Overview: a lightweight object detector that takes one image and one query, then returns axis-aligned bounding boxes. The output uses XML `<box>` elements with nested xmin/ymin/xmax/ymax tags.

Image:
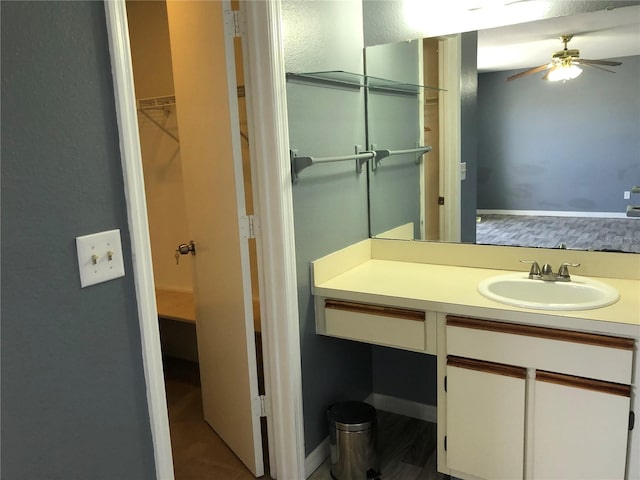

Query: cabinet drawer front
<box><xmin>325</xmin><ymin>300</ymin><xmax>426</xmax><ymax>351</ymax></box>
<box><xmin>446</xmin><ymin>316</ymin><xmax>633</xmax><ymax>384</ymax></box>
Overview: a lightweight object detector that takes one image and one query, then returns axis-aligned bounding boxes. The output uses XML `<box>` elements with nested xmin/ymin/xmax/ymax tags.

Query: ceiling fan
<box><xmin>506</xmin><ymin>34</ymin><xmax>623</xmax><ymax>82</ymax></box>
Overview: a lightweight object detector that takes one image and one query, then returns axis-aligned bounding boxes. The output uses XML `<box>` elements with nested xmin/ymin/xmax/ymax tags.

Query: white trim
<box><xmin>440</xmin><ymin>35</ymin><xmax>461</xmax><ymax>243</ymax></box>
<box><xmin>221</xmin><ymin>1</ymin><xmax>265</xmax><ymax>474</ymax></box>
<box><xmin>305</xmin><ymin>437</ymin><xmax>330</xmax><ymax>478</ymax></box>
<box><xmin>370</xmin><ymin>393</ymin><xmax>438</xmax><ymax>424</ymax></box>
<box><xmin>418</xmin><ymin>40</ymin><xmax>426</xmax><ymax>241</ymax></box>
<box><xmin>106</xmin><ymin>1</ymin><xmax>307</xmax><ymax>478</ymax></box>
<box><xmin>103</xmin><ymin>3</ymin><xmax>174</xmax><ymax>480</ymax></box>
<box><xmin>477</xmin><ymin>209</ymin><xmax>629</xmax><ymax>219</ymax></box>
<box><xmin>243</xmin><ymin>1</ymin><xmax>307</xmax><ymax>479</ymax></box>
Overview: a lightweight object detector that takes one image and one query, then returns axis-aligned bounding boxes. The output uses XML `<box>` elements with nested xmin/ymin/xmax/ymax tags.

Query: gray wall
<box><xmin>460</xmin><ymin>32</ymin><xmax>479</xmax><ymax>243</ymax></box>
<box><xmin>372</xmin><ymin>348</ymin><xmax>437</xmax><ymax>405</ymax></box>
<box><xmin>1</xmin><ymin>2</ymin><xmax>156</xmax><ymax>479</ymax></box>
<box><xmin>283</xmin><ymin>0</ymin><xmax>374</xmax><ymax>455</ymax></box>
<box><xmin>477</xmin><ymin>55</ymin><xmax>640</xmax><ymax>214</ymax></box>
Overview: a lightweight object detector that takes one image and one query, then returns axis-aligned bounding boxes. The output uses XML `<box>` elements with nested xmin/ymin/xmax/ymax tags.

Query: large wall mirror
<box><xmin>364</xmin><ymin>2</ymin><xmax>640</xmax><ymax>253</ymax></box>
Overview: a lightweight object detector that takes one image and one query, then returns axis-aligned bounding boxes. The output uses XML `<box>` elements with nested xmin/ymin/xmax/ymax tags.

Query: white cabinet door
<box><xmin>532</xmin><ymin>372</ymin><xmax>631</xmax><ymax>480</ymax></box>
<box><xmin>447</xmin><ymin>357</ymin><xmax>527</xmax><ymax>480</ymax></box>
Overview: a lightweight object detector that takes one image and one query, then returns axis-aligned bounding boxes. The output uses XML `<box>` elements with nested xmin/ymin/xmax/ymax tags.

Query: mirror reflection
<box><xmin>365</xmin><ymin>5</ymin><xmax>640</xmax><ymax>253</ymax></box>
<box><xmin>366</xmin><ymin>40</ymin><xmax>425</xmax><ymax>240</ymax></box>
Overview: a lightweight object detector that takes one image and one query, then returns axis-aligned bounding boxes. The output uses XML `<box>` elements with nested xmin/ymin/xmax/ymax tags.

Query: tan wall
<box><xmin>127</xmin><ymin>0</ymin><xmax>194</xmax><ymax>293</ymax></box>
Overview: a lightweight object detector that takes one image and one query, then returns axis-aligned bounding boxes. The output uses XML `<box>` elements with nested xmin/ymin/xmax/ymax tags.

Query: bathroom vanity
<box><xmin>311</xmin><ymin>239</ymin><xmax>640</xmax><ymax>480</ymax></box>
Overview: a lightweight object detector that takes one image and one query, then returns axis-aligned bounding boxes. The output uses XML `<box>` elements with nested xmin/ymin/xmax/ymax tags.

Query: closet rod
<box><xmin>373</xmin><ymin>145</ymin><xmax>431</xmax><ymax>170</ymax></box>
<box><xmin>290</xmin><ymin>148</ymin><xmax>375</xmax><ymax>182</ymax></box>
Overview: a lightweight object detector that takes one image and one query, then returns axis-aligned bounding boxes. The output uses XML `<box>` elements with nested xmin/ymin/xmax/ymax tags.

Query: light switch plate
<box><xmin>76</xmin><ymin>229</ymin><xmax>125</xmax><ymax>288</ymax></box>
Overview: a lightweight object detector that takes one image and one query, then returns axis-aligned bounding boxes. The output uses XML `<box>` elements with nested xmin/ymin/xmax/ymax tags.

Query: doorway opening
<box><xmin>125</xmin><ymin>1</ymin><xmax>268</xmax><ymax>478</ymax></box>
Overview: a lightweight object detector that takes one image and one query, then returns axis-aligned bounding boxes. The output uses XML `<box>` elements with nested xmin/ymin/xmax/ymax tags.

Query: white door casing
<box><xmin>104</xmin><ymin>1</ymin><xmax>174</xmax><ymax>478</ymax></box>
<box><xmin>241</xmin><ymin>1</ymin><xmax>307</xmax><ymax>478</ymax></box>
<box><xmin>104</xmin><ymin>0</ymin><xmax>306</xmax><ymax>479</ymax></box>
<box><xmin>439</xmin><ymin>35</ymin><xmax>462</xmax><ymax>243</ymax></box>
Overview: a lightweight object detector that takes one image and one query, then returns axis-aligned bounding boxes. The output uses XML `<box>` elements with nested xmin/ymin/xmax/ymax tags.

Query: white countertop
<box><xmin>313</xmin><ymin>259</ymin><xmax>640</xmax><ymax>337</ymax></box>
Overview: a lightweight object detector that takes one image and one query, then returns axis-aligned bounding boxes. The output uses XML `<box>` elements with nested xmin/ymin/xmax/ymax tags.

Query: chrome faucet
<box><xmin>556</xmin><ymin>262</ymin><xmax>581</xmax><ymax>281</ymax></box>
<box><xmin>540</xmin><ymin>263</ymin><xmax>555</xmax><ymax>280</ymax></box>
<box><xmin>520</xmin><ymin>260</ymin><xmax>580</xmax><ymax>282</ymax></box>
<box><xmin>520</xmin><ymin>260</ymin><xmax>541</xmax><ymax>279</ymax></box>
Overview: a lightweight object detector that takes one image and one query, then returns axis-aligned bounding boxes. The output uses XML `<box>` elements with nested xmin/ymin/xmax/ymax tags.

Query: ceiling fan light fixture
<box><xmin>546</xmin><ymin>63</ymin><xmax>583</xmax><ymax>82</ymax></box>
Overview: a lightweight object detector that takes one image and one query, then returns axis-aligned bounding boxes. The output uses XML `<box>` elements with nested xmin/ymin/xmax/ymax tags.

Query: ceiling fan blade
<box><xmin>506</xmin><ymin>63</ymin><xmax>552</xmax><ymax>82</ymax></box>
<box><xmin>576</xmin><ymin>58</ymin><xmax>622</xmax><ymax>67</ymax></box>
<box><xmin>541</xmin><ymin>65</ymin><xmax>559</xmax><ymax>81</ymax></box>
<box><xmin>577</xmin><ymin>61</ymin><xmax>617</xmax><ymax>74</ymax></box>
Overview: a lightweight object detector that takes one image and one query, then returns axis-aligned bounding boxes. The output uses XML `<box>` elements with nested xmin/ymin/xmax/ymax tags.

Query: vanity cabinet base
<box><xmin>444</xmin><ymin>316</ymin><xmax>633</xmax><ymax>480</ymax></box>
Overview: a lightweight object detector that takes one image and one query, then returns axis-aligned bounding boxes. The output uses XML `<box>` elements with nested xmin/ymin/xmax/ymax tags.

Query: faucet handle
<box><xmin>557</xmin><ymin>262</ymin><xmax>580</xmax><ymax>280</ymax></box>
<box><xmin>520</xmin><ymin>259</ymin><xmax>541</xmax><ymax>278</ymax></box>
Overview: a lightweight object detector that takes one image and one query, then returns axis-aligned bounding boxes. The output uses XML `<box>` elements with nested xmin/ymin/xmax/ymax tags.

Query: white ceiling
<box><xmin>477</xmin><ymin>4</ymin><xmax>640</xmax><ymax>72</ymax></box>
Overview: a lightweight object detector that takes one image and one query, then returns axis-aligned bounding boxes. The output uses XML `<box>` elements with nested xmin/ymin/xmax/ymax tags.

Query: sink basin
<box><xmin>478</xmin><ymin>273</ymin><xmax>619</xmax><ymax>311</ymax></box>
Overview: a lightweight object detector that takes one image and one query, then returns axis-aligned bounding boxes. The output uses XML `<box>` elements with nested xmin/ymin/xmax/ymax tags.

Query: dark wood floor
<box><xmin>165</xmin><ymin>357</ymin><xmax>444</xmax><ymax>480</ymax></box>
<box><xmin>476</xmin><ymin>214</ymin><xmax>640</xmax><ymax>252</ymax></box>
<box><xmin>163</xmin><ymin>356</ymin><xmax>273</xmax><ymax>480</ymax></box>
<box><xmin>309</xmin><ymin>410</ymin><xmax>446</xmax><ymax>480</ymax></box>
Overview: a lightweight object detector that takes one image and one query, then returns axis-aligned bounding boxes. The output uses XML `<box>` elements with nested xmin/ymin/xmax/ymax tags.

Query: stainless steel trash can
<box><xmin>328</xmin><ymin>401</ymin><xmax>380</xmax><ymax>480</ymax></box>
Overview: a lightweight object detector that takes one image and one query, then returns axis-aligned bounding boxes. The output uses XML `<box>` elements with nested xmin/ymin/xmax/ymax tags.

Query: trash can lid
<box><xmin>328</xmin><ymin>401</ymin><xmax>377</xmax><ymax>432</ymax></box>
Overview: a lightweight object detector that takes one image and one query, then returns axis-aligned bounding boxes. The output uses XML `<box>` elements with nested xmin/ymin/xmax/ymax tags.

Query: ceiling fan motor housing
<box><xmin>553</xmin><ymin>48</ymin><xmax>580</xmax><ymax>60</ymax></box>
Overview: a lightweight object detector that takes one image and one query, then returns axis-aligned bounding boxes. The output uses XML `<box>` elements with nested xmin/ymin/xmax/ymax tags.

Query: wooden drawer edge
<box><xmin>326</xmin><ymin>299</ymin><xmax>425</xmax><ymax>322</ymax></box>
<box><xmin>536</xmin><ymin>370</ymin><xmax>631</xmax><ymax>397</ymax></box>
<box><xmin>446</xmin><ymin>315</ymin><xmax>634</xmax><ymax>350</ymax></box>
<box><xmin>448</xmin><ymin>355</ymin><xmax>527</xmax><ymax>379</ymax></box>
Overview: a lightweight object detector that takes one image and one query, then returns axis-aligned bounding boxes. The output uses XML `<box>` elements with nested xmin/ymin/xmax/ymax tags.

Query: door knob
<box><xmin>175</xmin><ymin>241</ymin><xmax>196</xmax><ymax>265</ymax></box>
<box><xmin>177</xmin><ymin>240</ymin><xmax>196</xmax><ymax>256</ymax></box>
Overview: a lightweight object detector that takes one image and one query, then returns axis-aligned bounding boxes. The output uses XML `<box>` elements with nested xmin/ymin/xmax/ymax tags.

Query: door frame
<box><xmin>104</xmin><ymin>1</ymin><xmax>306</xmax><ymax>479</ymax></box>
<box><xmin>439</xmin><ymin>34</ymin><xmax>462</xmax><ymax>243</ymax></box>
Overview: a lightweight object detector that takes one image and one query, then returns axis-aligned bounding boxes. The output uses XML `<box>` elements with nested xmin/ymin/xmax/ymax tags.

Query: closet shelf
<box><xmin>137</xmin><ymin>95</ymin><xmax>176</xmax><ymax>110</ymax></box>
<box><xmin>156</xmin><ymin>289</ymin><xmax>195</xmax><ymax>323</ymax></box>
<box><xmin>137</xmin><ymin>95</ymin><xmax>179</xmax><ymax>143</ymax></box>
<box><xmin>286</xmin><ymin>70</ymin><xmax>444</xmax><ymax>94</ymax></box>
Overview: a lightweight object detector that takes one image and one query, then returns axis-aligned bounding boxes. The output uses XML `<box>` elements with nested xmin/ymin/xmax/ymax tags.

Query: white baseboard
<box><xmin>369</xmin><ymin>393</ymin><xmax>437</xmax><ymax>423</ymax></box>
<box><xmin>305</xmin><ymin>436</ymin><xmax>330</xmax><ymax>479</ymax></box>
<box><xmin>477</xmin><ymin>209</ymin><xmax>628</xmax><ymax>219</ymax></box>
<box><xmin>304</xmin><ymin>394</ymin><xmax>437</xmax><ymax>478</ymax></box>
